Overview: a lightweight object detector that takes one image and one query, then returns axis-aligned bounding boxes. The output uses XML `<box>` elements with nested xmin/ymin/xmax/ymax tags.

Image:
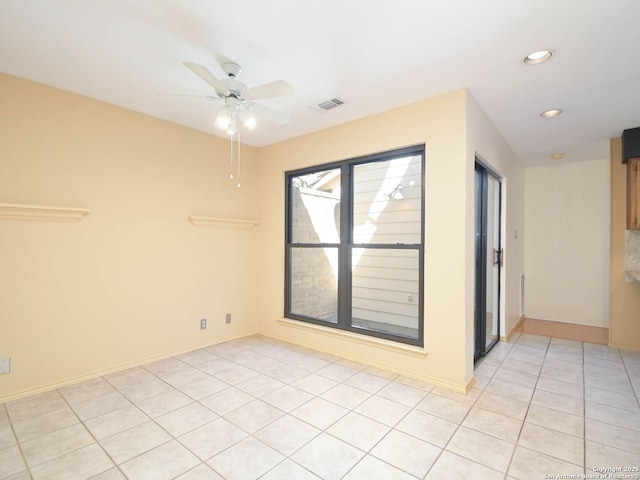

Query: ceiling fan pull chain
<box><xmin>229</xmin><ymin>135</ymin><xmax>233</xmax><ymax>179</ymax></box>
<box><xmin>237</xmin><ymin>129</ymin><xmax>241</xmax><ymax>188</ymax></box>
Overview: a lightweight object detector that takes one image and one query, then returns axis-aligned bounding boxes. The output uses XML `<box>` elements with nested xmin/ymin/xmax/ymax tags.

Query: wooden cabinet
<box><xmin>629</xmin><ymin>157</ymin><xmax>640</xmax><ymax>230</ymax></box>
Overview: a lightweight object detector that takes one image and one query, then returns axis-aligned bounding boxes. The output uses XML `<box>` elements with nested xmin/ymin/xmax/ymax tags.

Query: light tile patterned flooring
<box><xmin>1</xmin><ymin>332</ymin><xmax>640</xmax><ymax>480</ymax></box>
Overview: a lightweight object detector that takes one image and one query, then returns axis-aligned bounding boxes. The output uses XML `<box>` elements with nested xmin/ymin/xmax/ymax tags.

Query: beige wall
<box><xmin>0</xmin><ymin>74</ymin><xmax>260</xmax><ymax>401</ymax></box>
<box><xmin>610</xmin><ymin>138</ymin><xmax>640</xmax><ymax>349</ymax></box>
<box><xmin>0</xmin><ymin>75</ymin><xmax>524</xmax><ymax>399</ymax></box>
<box><xmin>465</xmin><ymin>94</ymin><xmax>524</xmax><ymax>378</ymax></box>
<box><xmin>257</xmin><ymin>89</ymin><xmax>523</xmax><ymax>390</ymax></box>
<box><xmin>524</xmin><ymin>159</ymin><xmax>610</xmax><ymax>327</ymax></box>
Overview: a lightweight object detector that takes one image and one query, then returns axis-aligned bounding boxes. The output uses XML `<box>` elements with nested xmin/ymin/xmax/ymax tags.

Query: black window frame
<box><xmin>285</xmin><ymin>144</ymin><xmax>425</xmax><ymax>346</ymax></box>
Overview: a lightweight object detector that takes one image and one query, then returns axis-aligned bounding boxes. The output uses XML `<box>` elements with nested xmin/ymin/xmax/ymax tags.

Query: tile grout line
<box><xmin>115</xmin><ymin>343</ymin><xmax>287</xmax><ymax>478</ymax></box>
<box><xmin>333</xmin><ymin>379</ymin><xmax>430</xmax><ymax>480</ymax></box>
<box><xmin>620</xmin><ymin>351</ymin><xmax>640</xmax><ymax>411</ymax></box>
<box><xmin>3</xmin><ymin>402</ymin><xmax>33</xmax><ymax>480</ymax></box>
<box><xmin>281</xmin><ymin>365</ymin><xmax>397</xmax><ymax>480</ymax></box>
<box><xmin>427</xmin><ymin>333</ymin><xmax>521</xmax><ymax>480</ymax></box>
<box><xmin>231</xmin><ymin>387</ymin><xmax>354</xmax><ymax>479</ymax></box>
<box><xmin>9</xmin><ymin>397</ymin><xmax>87</xmax><ymax>479</ymax></box>
<box><xmin>80</xmin><ymin>356</ymin><xmax>240</xmax><ymax>478</ymax></box>
<box><xmin>5</xmin><ymin>354</ymin><xmax>425</xmax><ymax>480</ymax></box>
<box><xmin>239</xmin><ymin>343</ymin><xmax>446</xmax><ymax>480</ymax></box>
<box><xmin>5</xmin><ymin>384</ymin><xmax>126</xmax><ymax>479</ymax></box>
<box><xmin>99</xmin><ymin>365</ymin><xmax>209</xmax><ymax>476</ymax></box>
<box><xmin>583</xmin><ymin>347</ymin><xmax>640</xmax><ymax>451</ymax></box>
<box><xmin>502</xmin><ymin>333</ymin><xmax>549</xmax><ymax>480</ymax></box>
<box><xmin>582</xmin><ymin>341</ymin><xmax>587</xmax><ymax>476</ymax></box>
<box><xmin>252</xmin><ymin>338</ymin><xmax>390</xmax><ymax>478</ymax></box>
<box><xmin>169</xmin><ymin>351</ymin><xmax>293</xmax><ymax>479</ymax></box>
<box><xmin>503</xmin><ymin>338</ymin><xmax>595</xmax><ymax>475</ymax></box>
<box><xmin>178</xmin><ymin>342</ymin><xmax>360</xmax><ymax>480</ymax></box>
<box><xmin>57</xmin><ymin>384</ymin><xmax>132</xmax><ymax>480</ymax></box>
<box><xmin>215</xmin><ymin>344</ymin><xmax>384</xmax><ymax>480</ymax></box>
<box><xmin>6</xmin><ymin>335</ymin><xmax>638</xmax><ymax>480</ymax></box>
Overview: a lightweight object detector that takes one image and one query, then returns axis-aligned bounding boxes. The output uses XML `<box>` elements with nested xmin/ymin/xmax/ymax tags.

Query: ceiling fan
<box><xmin>183</xmin><ymin>61</ymin><xmax>293</xmax><ymax>135</ymax></box>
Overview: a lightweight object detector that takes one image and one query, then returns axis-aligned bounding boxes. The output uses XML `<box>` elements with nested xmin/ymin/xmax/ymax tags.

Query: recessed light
<box><xmin>524</xmin><ymin>50</ymin><xmax>553</xmax><ymax>65</ymax></box>
<box><xmin>551</xmin><ymin>153</ymin><xmax>565</xmax><ymax>160</ymax></box>
<box><xmin>541</xmin><ymin>109</ymin><xmax>562</xmax><ymax>118</ymax></box>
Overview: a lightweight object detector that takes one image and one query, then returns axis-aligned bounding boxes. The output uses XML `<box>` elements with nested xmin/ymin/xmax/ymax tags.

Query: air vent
<box><xmin>312</xmin><ymin>97</ymin><xmax>345</xmax><ymax>112</ymax></box>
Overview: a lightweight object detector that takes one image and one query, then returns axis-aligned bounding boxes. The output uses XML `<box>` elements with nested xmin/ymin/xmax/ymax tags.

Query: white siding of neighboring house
<box><xmin>351</xmin><ymin>155</ymin><xmax>422</xmax><ymax>333</ymax></box>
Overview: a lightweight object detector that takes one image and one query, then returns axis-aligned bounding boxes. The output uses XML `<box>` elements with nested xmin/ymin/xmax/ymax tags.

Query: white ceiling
<box><xmin>1</xmin><ymin>0</ymin><xmax>639</xmax><ymax>166</ymax></box>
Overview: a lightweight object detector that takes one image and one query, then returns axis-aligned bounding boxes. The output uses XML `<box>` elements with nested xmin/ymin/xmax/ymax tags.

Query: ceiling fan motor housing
<box><xmin>222</xmin><ymin>62</ymin><xmax>242</xmax><ymax>78</ymax></box>
<box><xmin>183</xmin><ymin>60</ymin><xmax>292</xmax><ymax>126</ymax></box>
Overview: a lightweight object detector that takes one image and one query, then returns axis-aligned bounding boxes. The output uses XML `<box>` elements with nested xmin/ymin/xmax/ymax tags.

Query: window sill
<box><xmin>278</xmin><ymin>317</ymin><xmax>428</xmax><ymax>358</ymax></box>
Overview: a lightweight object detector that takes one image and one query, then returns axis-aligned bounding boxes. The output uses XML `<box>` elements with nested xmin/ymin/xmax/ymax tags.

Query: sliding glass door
<box><xmin>475</xmin><ymin>161</ymin><xmax>502</xmax><ymax>362</ymax></box>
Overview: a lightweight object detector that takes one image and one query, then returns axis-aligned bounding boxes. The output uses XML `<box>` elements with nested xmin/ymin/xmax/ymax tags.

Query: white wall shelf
<box><xmin>188</xmin><ymin>216</ymin><xmax>258</xmax><ymax>230</ymax></box>
<box><xmin>0</xmin><ymin>203</ymin><xmax>90</xmax><ymax>222</ymax></box>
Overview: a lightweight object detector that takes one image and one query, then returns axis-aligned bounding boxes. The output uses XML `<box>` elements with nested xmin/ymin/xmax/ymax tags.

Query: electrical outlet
<box><xmin>225</xmin><ymin>313</ymin><xmax>231</xmax><ymax>324</ymax></box>
<box><xmin>0</xmin><ymin>358</ymin><xmax>10</xmax><ymax>375</ymax></box>
<box><xmin>200</xmin><ymin>319</ymin><xmax>207</xmax><ymax>330</ymax></box>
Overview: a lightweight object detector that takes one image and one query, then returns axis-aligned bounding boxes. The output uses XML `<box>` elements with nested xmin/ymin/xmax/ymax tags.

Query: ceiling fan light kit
<box><xmin>242</xmin><ymin>115</ymin><xmax>257</xmax><ymax>130</ymax></box>
<box><xmin>183</xmin><ymin>60</ymin><xmax>293</xmax><ymax>187</ymax></box>
<box><xmin>215</xmin><ymin>106</ymin><xmax>232</xmax><ymax>130</ymax></box>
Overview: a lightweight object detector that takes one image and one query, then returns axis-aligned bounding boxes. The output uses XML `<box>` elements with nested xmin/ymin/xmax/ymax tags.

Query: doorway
<box><xmin>475</xmin><ymin>160</ymin><xmax>502</xmax><ymax>362</ymax></box>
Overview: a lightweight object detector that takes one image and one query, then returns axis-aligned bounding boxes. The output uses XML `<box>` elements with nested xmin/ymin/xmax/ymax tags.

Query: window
<box><xmin>285</xmin><ymin>145</ymin><xmax>424</xmax><ymax>345</ymax></box>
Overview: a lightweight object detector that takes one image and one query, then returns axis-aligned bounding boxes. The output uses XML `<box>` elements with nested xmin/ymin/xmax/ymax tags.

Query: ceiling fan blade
<box><xmin>245</xmin><ymin>102</ymin><xmax>290</xmax><ymax>125</ymax></box>
<box><xmin>183</xmin><ymin>62</ymin><xmax>229</xmax><ymax>97</ymax></box>
<box><xmin>247</xmin><ymin>80</ymin><xmax>293</xmax><ymax>100</ymax></box>
<box><xmin>156</xmin><ymin>93</ymin><xmax>220</xmax><ymax>101</ymax></box>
